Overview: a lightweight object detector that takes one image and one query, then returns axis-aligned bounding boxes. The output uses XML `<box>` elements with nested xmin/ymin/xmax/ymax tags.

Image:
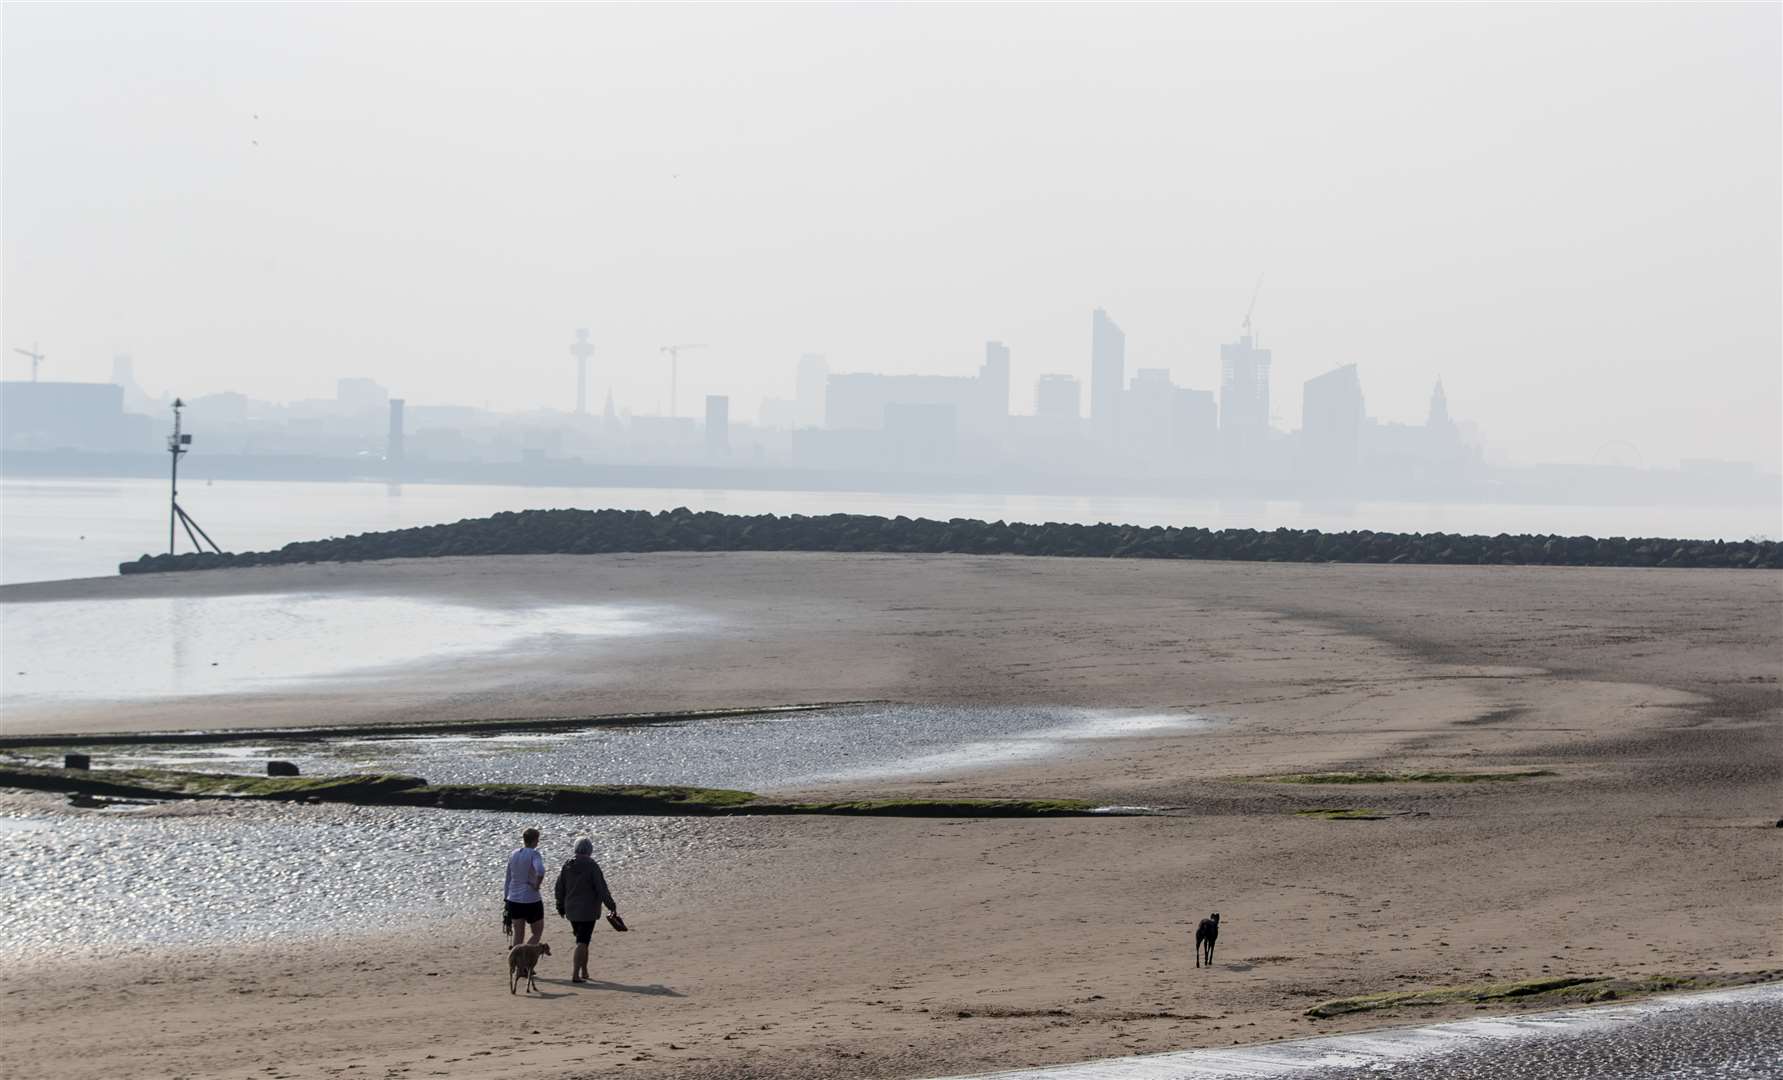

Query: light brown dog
<box><xmin>508</xmin><ymin>942</ymin><xmax>551</xmax><ymax>994</ymax></box>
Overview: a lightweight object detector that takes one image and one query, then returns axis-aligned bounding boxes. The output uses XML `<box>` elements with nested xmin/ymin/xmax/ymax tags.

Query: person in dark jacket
<box><xmin>552</xmin><ymin>837</ymin><xmax>619</xmax><ymax>983</ymax></box>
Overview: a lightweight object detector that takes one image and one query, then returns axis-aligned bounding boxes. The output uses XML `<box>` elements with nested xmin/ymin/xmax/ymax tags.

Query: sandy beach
<box><xmin>1</xmin><ymin>553</ymin><xmax>1778</xmax><ymax>1080</ymax></box>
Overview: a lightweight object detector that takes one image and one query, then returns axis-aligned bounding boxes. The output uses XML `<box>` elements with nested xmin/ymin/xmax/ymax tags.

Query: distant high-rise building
<box><xmin>1423</xmin><ymin>378</ymin><xmax>1466</xmax><ymax>469</ymax></box>
<box><xmin>387</xmin><ymin>398</ymin><xmax>406</xmax><ymax>466</ymax></box>
<box><xmin>824</xmin><ymin>344</ymin><xmax>1011</xmax><ymax>434</ymax></box>
<box><xmin>981</xmin><ymin>340</ymin><xmax>1011</xmax><ymax>425</ymax></box>
<box><xmin>1173</xmin><ymin>388</ymin><xmax>1218</xmax><ymax>470</ymax></box>
<box><xmin>1035</xmin><ymin>374</ymin><xmax>1081</xmax><ymax>420</ymax></box>
<box><xmin>1123</xmin><ymin>369</ymin><xmax>1218</xmax><ymax>471</ymax></box>
<box><xmin>796</xmin><ymin>354</ymin><xmax>829</xmax><ymax>428</ymax></box>
<box><xmin>826</xmin><ymin>372</ymin><xmax>985</xmax><ymax>431</ymax></box>
<box><xmin>110</xmin><ymin>354</ymin><xmax>154</xmax><ymax>413</ymax></box>
<box><xmin>1090</xmin><ymin>308</ymin><xmax>1125</xmax><ymax>444</ymax></box>
<box><xmin>1301</xmin><ymin>364</ymin><xmax>1364</xmax><ymax>482</ymax></box>
<box><xmin>1123</xmin><ymin>368</ymin><xmax>1177</xmax><ymax>460</ymax></box>
<box><xmin>0</xmin><ymin>380</ymin><xmax>147</xmax><ymax>451</ymax></box>
<box><xmin>1361</xmin><ymin>378</ymin><xmax>1472</xmax><ymax>485</ymax></box>
<box><xmin>705</xmin><ymin>394</ymin><xmax>730</xmax><ymax>457</ymax></box>
<box><xmin>1219</xmin><ymin>333</ymin><xmax>1272</xmax><ymax>466</ymax></box>
<box><xmin>883</xmin><ymin>402</ymin><xmax>958</xmax><ymax>469</ymax></box>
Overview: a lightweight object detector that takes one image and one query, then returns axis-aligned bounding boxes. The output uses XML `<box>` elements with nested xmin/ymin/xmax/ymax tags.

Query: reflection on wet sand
<box><xmin>0</xmin><ymin>704</ymin><xmax>1202</xmax><ymax>955</ymax></box>
<box><xmin>0</xmin><ymin>798</ymin><xmax>758</xmax><ymax>956</ymax></box>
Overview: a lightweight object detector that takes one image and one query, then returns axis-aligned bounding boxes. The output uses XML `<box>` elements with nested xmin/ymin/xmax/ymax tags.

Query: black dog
<box><xmin>1194</xmin><ymin>912</ymin><xmax>1220</xmax><ymax>968</ymax></box>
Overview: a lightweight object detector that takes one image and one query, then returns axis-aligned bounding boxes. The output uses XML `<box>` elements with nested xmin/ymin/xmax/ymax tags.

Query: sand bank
<box><xmin>0</xmin><ymin>554</ymin><xmax>1777</xmax><ymax>1080</ymax></box>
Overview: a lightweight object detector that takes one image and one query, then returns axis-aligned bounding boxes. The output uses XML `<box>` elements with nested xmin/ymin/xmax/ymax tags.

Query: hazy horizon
<box><xmin>4</xmin><ymin>3</ymin><xmax>1779</xmax><ymax>470</ymax></box>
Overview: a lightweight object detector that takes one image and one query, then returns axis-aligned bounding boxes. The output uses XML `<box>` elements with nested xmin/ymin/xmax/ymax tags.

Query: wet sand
<box><xmin>1</xmin><ymin>553</ymin><xmax>1779</xmax><ymax>1080</ymax></box>
<box><xmin>933</xmin><ymin>984</ymin><xmax>1783</xmax><ymax>1079</ymax></box>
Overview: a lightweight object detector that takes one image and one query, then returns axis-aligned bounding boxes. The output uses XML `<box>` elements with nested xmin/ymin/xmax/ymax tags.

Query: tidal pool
<box><xmin>12</xmin><ymin>704</ymin><xmax>1206</xmax><ymax>792</ymax></box>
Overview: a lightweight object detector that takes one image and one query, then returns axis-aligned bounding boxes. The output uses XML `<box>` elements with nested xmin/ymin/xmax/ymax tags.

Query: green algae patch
<box><xmin>0</xmin><ymin>764</ymin><xmax>746</xmax><ymax>813</ymax></box>
<box><xmin>1294</xmin><ymin>807</ymin><xmax>1395</xmax><ymax>820</ymax></box>
<box><xmin>0</xmin><ymin>764</ymin><xmax>1097</xmax><ymax>818</ymax></box>
<box><xmin>758</xmin><ymin>797</ymin><xmax>1097</xmax><ymax>818</ymax></box>
<box><xmin>153</xmin><ymin>771</ymin><xmax>429</xmax><ymax>800</ymax></box>
<box><xmin>1307</xmin><ymin>976</ymin><xmax>1606</xmax><ymax>1018</ymax></box>
<box><xmin>0</xmin><ymin>763</ymin><xmax>428</xmax><ymax>802</ymax></box>
<box><xmin>412</xmin><ymin>782</ymin><xmax>760</xmax><ymax>815</ymax></box>
<box><xmin>416</xmin><ymin>789</ymin><xmax>1097</xmax><ymax>818</ymax></box>
<box><xmin>1304</xmin><ymin>970</ymin><xmax>1783</xmax><ymax>1019</ymax></box>
<box><xmin>1252</xmin><ymin>770</ymin><xmax>1556</xmax><ymax>785</ymax></box>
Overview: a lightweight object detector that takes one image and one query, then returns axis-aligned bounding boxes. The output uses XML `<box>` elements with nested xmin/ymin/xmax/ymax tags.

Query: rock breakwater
<box><xmin>119</xmin><ymin>507</ymin><xmax>1782</xmax><ymax>574</ymax></box>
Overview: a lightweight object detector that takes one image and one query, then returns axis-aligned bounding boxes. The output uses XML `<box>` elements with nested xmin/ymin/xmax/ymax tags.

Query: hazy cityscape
<box><xmin>2</xmin><ymin>4</ymin><xmax>1780</xmax><ymax>1080</ymax></box>
<box><xmin>3</xmin><ymin>307</ymin><xmax>1775</xmax><ymax>512</ymax></box>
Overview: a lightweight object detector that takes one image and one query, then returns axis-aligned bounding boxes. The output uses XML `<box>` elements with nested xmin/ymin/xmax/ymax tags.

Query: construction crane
<box><xmin>659</xmin><ymin>343</ymin><xmax>707</xmax><ymax>417</ymax></box>
<box><xmin>1240</xmin><ymin>275</ymin><xmax>1264</xmax><ymax>340</ymax></box>
<box><xmin>12</xmin><ymin>342</ymin><xmax>45</xmax><ymax>382</ymax></box>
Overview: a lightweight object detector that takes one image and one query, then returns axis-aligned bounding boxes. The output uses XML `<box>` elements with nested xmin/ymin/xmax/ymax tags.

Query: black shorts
<box><xmin>571</xmin><ymin>920</ymin><xmax>597</xmax><ymax>944</ymax></box>
<box><xmin>506</xmin><ymin>899</ymin><xmax>545</xmax><ymax>924</ymax></box>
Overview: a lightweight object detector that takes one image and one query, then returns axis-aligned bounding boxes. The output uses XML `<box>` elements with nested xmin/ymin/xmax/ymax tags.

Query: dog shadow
<box><xmin>1221</xmin><ymin>962</ymin><xmax>1255</xmax><ymax>972</ymax></box>
<box><xmin>533</xmin><ymin>977</ymin><xmax>684</xmax><ymax>998</ymax></box>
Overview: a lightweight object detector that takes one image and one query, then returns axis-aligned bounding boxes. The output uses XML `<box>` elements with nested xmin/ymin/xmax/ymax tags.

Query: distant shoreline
<box><xmin>6</xmin><ymin>447</ymin><xmax>1778</xmax><ymax>509</ymax></box>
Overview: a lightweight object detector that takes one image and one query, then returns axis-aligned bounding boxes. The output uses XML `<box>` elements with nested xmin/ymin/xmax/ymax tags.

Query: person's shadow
<box><xmin>538</xmin><ymin>978</ymin><xmax>685</xmax><ymax>998</ymax></box>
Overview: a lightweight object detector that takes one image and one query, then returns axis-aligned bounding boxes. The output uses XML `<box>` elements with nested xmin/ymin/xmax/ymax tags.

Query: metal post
<box><xmin>162</xmin><ymin>398</ymin><xmax>219</xmax><ymax>557</ymax></box>
<box><xmin>169</xmin><ymin>403</ymin><xmax>181</xmax><ymax>556</ymax></box>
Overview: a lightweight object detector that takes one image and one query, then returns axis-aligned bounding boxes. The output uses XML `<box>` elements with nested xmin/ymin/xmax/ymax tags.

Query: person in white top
<box><xmin>503</xmin><ymin>827</ymin><xmax>548</xmax><ymax>948</ymax></box>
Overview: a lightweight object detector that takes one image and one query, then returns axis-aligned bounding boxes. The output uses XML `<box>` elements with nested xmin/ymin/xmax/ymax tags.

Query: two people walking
<box><xmin>503</xmin><ymin>827</ymin><xmax>621</xmax><ymax>983</ymax></box>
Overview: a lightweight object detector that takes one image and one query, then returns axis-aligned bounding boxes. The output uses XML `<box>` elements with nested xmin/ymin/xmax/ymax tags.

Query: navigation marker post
<box><xmin>166</xmin><ymin>399</ymin><xmax>222</xmax><ymax>557</ymax></box>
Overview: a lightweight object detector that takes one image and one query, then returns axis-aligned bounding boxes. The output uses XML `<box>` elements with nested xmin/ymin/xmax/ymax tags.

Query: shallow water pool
<box><xmin>15</xmin><ymin>704</ymin><xmax>1205</xmax><ymax>792</ymax></box>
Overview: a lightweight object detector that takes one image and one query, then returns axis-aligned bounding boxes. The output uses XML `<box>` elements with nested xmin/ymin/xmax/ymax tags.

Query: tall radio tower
<box><xmin>569</xmin><ymin>329</ymin><xmax>594</xmax><ymax>415</ymax></box>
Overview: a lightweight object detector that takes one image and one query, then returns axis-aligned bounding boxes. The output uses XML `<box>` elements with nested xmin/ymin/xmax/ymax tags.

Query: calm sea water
<box><xmin>2</xmin><ymin>476</ymin><xmax>1777</xmax><ymax>586</ymax></box>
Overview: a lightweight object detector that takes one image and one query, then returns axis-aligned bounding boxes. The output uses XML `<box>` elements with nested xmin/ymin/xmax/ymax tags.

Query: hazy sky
<box><xmin>4</xmin><ymin>3</ymin><xmax>1779</xmax><ymax>469</ymax></box>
